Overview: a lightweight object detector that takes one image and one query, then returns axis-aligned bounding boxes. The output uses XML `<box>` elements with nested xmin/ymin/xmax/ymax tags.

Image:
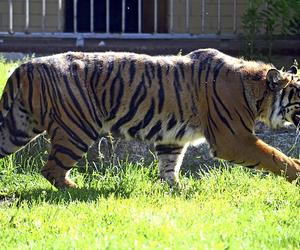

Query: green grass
<box><xmin>0</xmin><ymin>58</ymin><xmax>300</xmax><ymax>250</ymax></box>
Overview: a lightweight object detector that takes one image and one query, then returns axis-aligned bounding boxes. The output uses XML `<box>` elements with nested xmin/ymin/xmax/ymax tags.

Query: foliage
<box><xmin>242</xmin><ymin>0</ymin><xmax>300</xmax><ymax>59</ymax></box>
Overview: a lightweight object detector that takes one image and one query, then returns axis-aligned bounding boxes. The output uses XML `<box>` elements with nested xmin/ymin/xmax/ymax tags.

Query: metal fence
<box><xmin>1</xmin><ymin>0</ymin><xmax>241</xmax><ymax>39</ymax></box>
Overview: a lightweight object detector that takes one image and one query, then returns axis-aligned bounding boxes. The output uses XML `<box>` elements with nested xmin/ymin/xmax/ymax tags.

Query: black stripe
<box><xmin>166</xmin><ymin>64</ymin><xmax>170</xmax><ymax>75</ymax></box>
<box><xmin>81</xmin><ymin>61</ymin><xmax>103</xmax><ymax>126</ymax></box>
<box><xmin>90</xmin><ymin>59</ymin><xmax>104</xmax><ymax>117</ymax></box>
<box><xmin>84</xmin><ymin>60</ymin><xmax>89</xmax><ymax>82</ymax></box>
<box><xmin>204</xmin><ymin>58</ymin><xmax>219</xmax><ymax>134</ymax></box>
<box><xmin>18</xmin><ymin>105</ymin><xmax>28</xmax><ymax>114</ymax></box>
<box><xmin>173</xmin><ymin>67</ymin><xmax>183</xmax><ymax>120</ymax></box>
<box><xmin>205</xmin><ymin>58</ymin><xmax>211</xmax><ymax>82</ymax></box>
<box><xmin>192</xmin><ymin>61</ymin><xmax>201</xmax><ymax>100</ymax></box>
<box><xmin>52</xmin><ymin>111</ymin><xmax>89</xmax><ymax>152</ymax></box>
<box><xmin>109</xmin><ymin>69</ymin><xmax>119</xmax><ymax>108</ymax></box>
<box><xmin>41</xmin><ymin>64</ymin><xmax>62</xmax><ymax>116</ymax></box>
<box><xmin>245</xmin><ymin>162</ymin><xmax>260</xmax><ymax>169</ymax></box>
<box><xmin>157</xmin><ymin>64</ymin><xmax>165</xmax><ymax>113</ymax></box>
<box><xmin>167</xmin><ymin>114</ymin><xmax>177</xmax><ymax>130</ymax></box>
<box><xmin>7</xmin><ymin>78</ymin><xmax>14</xmax><ymax>100</ymax></box>
<box><xmin>175</xmin><ymin>124</ymin><xmax>187</xmax><ymax>139</ymax></box>
<box><xmin>26</xmin><ymin>62</ymin><xmax>34</xmax><ymax>112</ymax></box>
<box><xmin>6</xmin><ymin>112</ymin><xmax>31</xmax><ymax>139</ymax></box>
<box><xmin>0</xmin><ymin>112</ymin><xmax>3</xmax><ymax>123</ymax></box>
<box><xmin>178</xmin><ymin>61</ymin><xmax>185</xmax><ymax>79</ymax></box>
<box><xmin>38</xmin><ymin>69</ymin><xmax>48</xmax><ymax>126</ymax></box>
<box><xmin>148</xmin><ymin>62</ymin><xmax>155</xmax><ymax>79</ymax></box>
<box><xmin>240</xmin><ymin>76</ymin><xmax>255</xmax><ymax>120</ymax></box>
<box><xmin>235</xmin><ymin>109</ymin><xmax>253</xmax><ymax>133</ymax></box>
<box><xmin>48</xmin><ymin>155</ymin><xmax>72</xmax><ymax>170</ymax></box>
<box><xmin>111</xmin><ymin>75</ymin><xmax>147</xmax><ymax>133</ymax></box>
<box><xmin>129</xmin><ymin>60</ymin><xmax>136</xmax><ymax>85</ymax></box>
<box><xmin>101</xmin><ymin>90</ymin><xmax>108</xmax><ymax>116</ymax></box>
<box><xmin>165</xmin><ymin>169</ymin><xmax>175</xmax><ymax>173</ymax></box>
<box><xmin>191</xmin><ymin>61</ymin><xmax>195</xmax><ymax>82</ymax></box>
<box><xmin>145</xmin><ymin>62</ymin><xmax>152</xmax><ymax>87</ymax></box>
<box><xmin>32</xmin><ymin>128</ymin><xmax>44</xmax><ymax>134</ymax></box>
<box><xmin>155</xmin><ymin>144</ymin><xmax>182</xmax><ymax>153</ymax></box>
<box><xmin>107</xmin><ymin>75</ymin><xmax>124</xmax><ymax>120</ymax></box>
<box><xmin>71</xmin><ymin>63</ymin><xmax>99</xmax><ymax>125</ymax></box>
<box><xmin>50</xmin><ymin>126</ymin><xmax>59</xmax><ymax>140</ymax></box>
<box><xmin>145</xmin><ymin>120</ymin><xmax>162</xmax><ymax>140</ymax></box>
<box><xmin>128</xmin><ymin>98</ymin><xmax>155</xmax><ymax>137</ymax></box>
<box><xmin>256</xmin><ymin>89</ymin><xmax>268</xmax><ymax>112</ymax></box>
<box><xmin>47</xmin><ymin>119</ymin><xmax>55</xmax><ymax>134</ymax></box>
<box><xmin>38</xmin><ymin>96</ymin><xmax>45</xmax><ymax>122</ymax></box>
<box><xmin>212</xmin><ymin>98</ymin><xmax>235</xmax><ymax>134</ymax></box>
<box><xmin>205</xmin><ymin>118</ymin><xmax>217</xmax><ymax>146</ymax></box>
<box><xmin>55</xmin><ymin>93</ymin><xmax>98</xmax><ymax>141</ymax></box>
<box><xmin>288</xmin><ymin>88</ymin><xmax>294</xmax><ymax>103</ymax></box>
<box><xmin>15</xmin><ymin>67</ymin><xmax>21</xmax><ymax>89</ymax></box>
<box><xmin>53</xmin><ymin>145</ymin><xmax>82</xmax><ymax>161</ymax></box>
<box><xmin>207</xmin><ymin>111</ymin><xmax>218</xmax><ymax>130</ymax></box>
<box><xmin>212</xmin><ymin>61</ymin><xmax>233</xmax><ymax>120</ymax></box>
<box><xmin>62</xmin><ymin>73</ymin><xmax>98</xmax><ymax>139</ymax></box>
<box><xmin>102</xmin><ymin>60</ymin><xmax>114</xmax><ymax>86</ymax></box>
<box><xmin>9</xmin><ymin>136</ymin><xmax>30</xmax><ymax>147</ymax></box>
<box><xmin>66</xmin><ymin>102</ymin><xmax>99</xmax><ymax>141</ymax></box>
<box><xmin>156</xmin><ymin>151</ymin><xmax>182</xmax><ymax>156</ymax></box>
<box><xmin>3</xmin><ymin>93</ymin><xmax>9</xmax><ymax>110</ymax></box>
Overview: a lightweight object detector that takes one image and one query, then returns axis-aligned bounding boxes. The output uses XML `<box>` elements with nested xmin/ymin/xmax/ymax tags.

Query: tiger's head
<box><xmin>268</xmin><ymin>65</ymin><xmax>300</xmax><ymax>129</ymax></box>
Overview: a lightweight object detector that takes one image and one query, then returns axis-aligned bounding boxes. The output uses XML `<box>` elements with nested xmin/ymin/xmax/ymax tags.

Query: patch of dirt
<box><xmin>85</xmin><ymin>123</ymin><xmax>300</xmax><ymax>173</ymax></box>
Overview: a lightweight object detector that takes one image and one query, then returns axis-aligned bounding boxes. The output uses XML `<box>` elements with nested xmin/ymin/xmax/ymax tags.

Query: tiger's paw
<box><xmin>42</xmin><ymin>172</ymin><xmax>78</xmax><ymax>189</ymax></box>
<box><xmin>54</xmin><ymin>178</ymin><xmax>78</xmax><ymax>189</ymax></box>
<box><xmin>285</xmin><ymin>158</ymin><xmax>300</xmax><ymax>183</ymax></box>
<box><xmin>160</xmin><ymin>172</ymin><xmax>181</xmax><ymax>188</ymax></box>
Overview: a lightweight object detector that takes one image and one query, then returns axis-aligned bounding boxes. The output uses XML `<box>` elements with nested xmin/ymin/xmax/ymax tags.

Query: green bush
<box><xmin>242</xmin><ymin>0</ymin><xmax>300</xmax><ymax>58</ymax></box>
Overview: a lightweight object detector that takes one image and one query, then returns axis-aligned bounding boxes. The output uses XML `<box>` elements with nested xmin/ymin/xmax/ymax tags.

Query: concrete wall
<box><xmin>0</xmin><ymin>0</ymin><xmax>247</xmax><ymax>34</ymax></box>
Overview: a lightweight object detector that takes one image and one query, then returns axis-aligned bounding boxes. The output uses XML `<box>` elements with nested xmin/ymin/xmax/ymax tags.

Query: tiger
<box><xmin>0</xmin><ymin>48</ymin><xmax>300</xmax><ymax>189</ymax></box>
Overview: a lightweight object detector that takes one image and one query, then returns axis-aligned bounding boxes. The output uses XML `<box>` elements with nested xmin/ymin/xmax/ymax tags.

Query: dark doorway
<box><xmin>65</xmin><ymin>0</ymin><xmax>168</xmax><ymax>33</ymax></box>
<box><xmin>65</xmin><ymin>0</ymin><xmax>139</xmax><ymax>33</ymax></box>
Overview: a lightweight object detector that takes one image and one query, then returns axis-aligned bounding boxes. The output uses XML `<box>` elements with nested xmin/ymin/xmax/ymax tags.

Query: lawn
<box><xmin>0</xmin><ymin>58</ymin><xmax>300</xmax><ymax>250</ymax></box>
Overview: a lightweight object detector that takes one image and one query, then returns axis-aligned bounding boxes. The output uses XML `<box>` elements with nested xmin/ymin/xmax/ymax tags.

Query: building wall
<box><xmin>0</xmin><ymin>0</ymin><xmax>247</xmax><ymax>34</ymax></box>
<box><xmin>171</xmin><ymin>0</ymin><xmax>247</xmax><ymax>34</ymax></box>
<box><xmin>0</xmin><ymin>0</ymin><xmax>64</xmax><ymax>33</ymax></box>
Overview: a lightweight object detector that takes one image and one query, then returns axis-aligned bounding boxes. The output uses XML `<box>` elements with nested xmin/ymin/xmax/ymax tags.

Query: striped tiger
<box><xmin>1</xmin><ymin>48</ymin><xmax>300</xmax><ymax>188</ymax></box>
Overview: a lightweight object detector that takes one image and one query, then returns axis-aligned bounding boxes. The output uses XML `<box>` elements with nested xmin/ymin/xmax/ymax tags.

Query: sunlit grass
<box><xmin>0</xmin><ymin>158</ymin><xmax>300</xmax><ymax>250</ymax></box>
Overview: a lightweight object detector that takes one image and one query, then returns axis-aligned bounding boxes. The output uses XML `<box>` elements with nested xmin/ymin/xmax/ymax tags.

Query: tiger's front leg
<box><xmin>155</xmin><ymin>144</ymin><xmax>188</xmax><ymax>186</ymax></box>
<box><xmin>215</xmin><ymin>134</ymin><xmax>300</xmax><ymax>182</ymax></box>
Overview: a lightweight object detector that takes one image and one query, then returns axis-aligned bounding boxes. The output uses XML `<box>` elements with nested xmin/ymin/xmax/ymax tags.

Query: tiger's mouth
<box><xmin>292</xmin><ymin>112</ymin><xmax>300</xmax><ymax>127</ymax></box>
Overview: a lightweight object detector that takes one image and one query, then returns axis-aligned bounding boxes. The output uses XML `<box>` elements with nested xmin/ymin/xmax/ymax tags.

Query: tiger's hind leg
<box><xmin>155</xmin><ymin>144</ymin><xmax>188</xmax><ymax>186</ymax></box>
<box><xmin>41</xmin><ymin>125</ymin><xmax>98</xmax><ymax>189</ymax></box>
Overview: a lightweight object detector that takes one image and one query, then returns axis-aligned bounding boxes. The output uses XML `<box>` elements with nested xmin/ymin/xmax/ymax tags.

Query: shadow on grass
<box><xmin>14</xmin><ymin>185</ymin><xmax>140</xmax><ymax>205</ymax></box>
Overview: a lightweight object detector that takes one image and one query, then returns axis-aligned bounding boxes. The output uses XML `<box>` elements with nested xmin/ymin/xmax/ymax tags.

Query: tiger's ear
<box><xmin>287</xmin><ymin>65</ymin><xmax>298</xmax><ymax>75</ymax></box>
<box><xmin>266</xmin><ymin>69</ymin><xmax>290</xmax><ymax>91</ymax></box>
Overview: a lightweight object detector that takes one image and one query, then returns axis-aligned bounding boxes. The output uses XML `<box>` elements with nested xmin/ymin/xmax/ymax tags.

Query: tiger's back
<box><xmin>1</xmin><ymin>49</ymin><xmax>300</xmax><ymax>188</ymax></box>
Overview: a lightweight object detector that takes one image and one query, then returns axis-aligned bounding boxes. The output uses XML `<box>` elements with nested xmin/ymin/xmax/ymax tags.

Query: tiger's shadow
<box><xmin>13</xmin><ymin>186</ymin><xmax>131</xmax><ymax>205</ymax></box>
